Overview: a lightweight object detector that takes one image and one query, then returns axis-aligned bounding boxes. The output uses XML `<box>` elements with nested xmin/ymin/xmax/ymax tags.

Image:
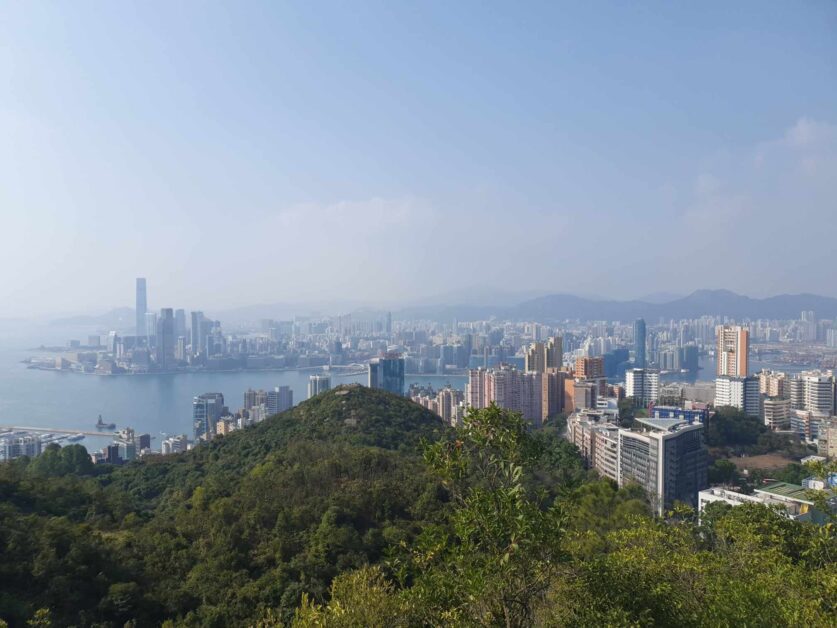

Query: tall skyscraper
<box><xmin>633</xmin><ymin>318</ymin><xmax>647</xmax><ymax>368</ymax></box>
<box><xmin>144</xmin><ymin>312</ymin><xmax>158</xmax><ymax>345</ymax></box>
<box><xmin>308</xmin><ymin>374</ymin><xmax>332</xmax><ymax>399</ymax></box>
<box><xmin>716</xmin><ymin>325</ymin><xmax>750</xmax><ymax>377</ymax></box>
<box><xmin>136</xmin><ymin>278</ymin><xmax>147</xmax><ymax>341</ymax></box>
<box><xmin>156</xmin><ymin>308</ymin><xmax>175</xmax><ymax>370</ymax></box>
<box><xmin>368</xmin><ymin>353</ymin><xmax>405</xmax><ymax>395</ymax></box>
<box><xmin>174</xmin><ymin>309</ymin><xmax>187</xmax><ymax>339</ymax></box>
<box><xmin>190</xmin><ymin>311</ymin><xmax>204</xmax><ymax>357</ymax></box>
<box><xmin>524</xmin><ymin>336</ymin><xmax>563</xmax><ymax>373</ymax></box>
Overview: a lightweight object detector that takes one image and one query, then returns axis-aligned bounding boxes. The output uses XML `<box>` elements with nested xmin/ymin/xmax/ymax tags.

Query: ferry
<box><xmin>95</xmin><ymin>415</ymin><xmax>116</xmax><ymax>430</ymax></box>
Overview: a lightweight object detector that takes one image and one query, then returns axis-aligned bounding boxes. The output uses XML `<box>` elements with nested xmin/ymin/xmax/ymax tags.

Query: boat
<box><xmin>95</xmin><ymin>415</ymin><xmax>116</xmax><ymax>430</ymax></box>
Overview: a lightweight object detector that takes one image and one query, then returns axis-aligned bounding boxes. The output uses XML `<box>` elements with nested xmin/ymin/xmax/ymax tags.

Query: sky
<box><xmin>1</xmin><ymin>1</ymin><xmax>836</xmax><ymax>317</ymax></box>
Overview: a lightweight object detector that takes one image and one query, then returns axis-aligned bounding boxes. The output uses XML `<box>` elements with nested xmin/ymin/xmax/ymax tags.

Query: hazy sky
<box><xmin>2</xmin><ymin>1</ymin><xmax>836</xmax><ymax>317</ymax></box>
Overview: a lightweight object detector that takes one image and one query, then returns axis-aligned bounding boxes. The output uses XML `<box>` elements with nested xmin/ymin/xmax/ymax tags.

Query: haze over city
<box><xmin>2</xmin><ymin>1</ymin><xmax>836</xmax><ymax>318</ymax></box>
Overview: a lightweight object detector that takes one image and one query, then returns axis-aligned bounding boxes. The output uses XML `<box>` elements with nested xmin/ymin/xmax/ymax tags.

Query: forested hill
<box><xmin>105</xmin><ymin>384</ymin><xmax>448</xmax><ymax>507</ymax></box>
<box><xmin>0</xmin><ymin>386</ymin><xmax>451</xmax><ymax>627</ymax></box>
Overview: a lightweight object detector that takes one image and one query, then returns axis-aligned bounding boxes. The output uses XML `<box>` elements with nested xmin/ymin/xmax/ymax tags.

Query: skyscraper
<box><xmin>174</xmin><ymin>309</ymin><xmax>187</xmax><ymax>339</ymax></box>
<box><xmin>190</xmin><ymin>311</ymin><xmax>204</xmax><ymax>357</ymax></box>
<box><xmin>368</xmin><ymin>353</ymin><xmax>405</xmax><ymax>395</ymax></box>
<box><xmin>633</xmin><ymin>318</ymin><xmax>647</xmax><ymax>368</ymax></box>
<box><xmin>155</xmin><ymin>308</ymin><xmax>175</xmax><ymax>370</ymax></box>
<box><xmin>136</xmin><ymin>278</ymin><xmax>147</xmax><ymax>342</ymax></box>
<box><xmin>144</xmin><ymin>312</ymin><xmax>157</xmax><ymax>345</ymax></box>
<box><xmin>193</xmin><ymin>393</ymin><xmax>225</xmax><ymax>441</ymax></box>
<box><xmin>716</xmin><ymin>325</ymin><xmax>749</xmax><ymax>377</ymax></box>
<box><xmin>267</xmin><ymin>386</ymin><xmax>294</xmax><ymax>414</ymax></box>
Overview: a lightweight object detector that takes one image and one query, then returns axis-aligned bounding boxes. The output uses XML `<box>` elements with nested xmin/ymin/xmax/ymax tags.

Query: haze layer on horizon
<box><xmin>2</xmin><ymin>2</ymin><xmax>836</xmax><ymax>317</ymax></box>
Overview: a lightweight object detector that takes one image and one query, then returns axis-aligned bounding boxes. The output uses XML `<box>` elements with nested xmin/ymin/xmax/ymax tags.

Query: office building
<box><xmin>136</xmin><ymin>277</ymin><xmax>147</xmax><ymax>341</ymax></box>
<box><xmin>625</xmin><ymin>368</ymin><xmax>659</xmax><ymax>407</ymax></box>
<box><xmin>634</xmin><ymin>318</ymin><xmax>647</xmax><ymax>368</ymax></box>
<box><xmin>716</xmin><ymin>325</ymin><xmax>749</xmax><ymax>377</ymax></box>
<box><xmin>174</xmin><ymin>309</ymin><xmax>187</xmax><ymax>339</ymax></box>
<box><xmin>763</xmin><ymin>397</ymin><xmax>791</xmax><ymax>431</ymax></box>
<box><xmin>368</xmin><ymin>353</ymin><xmax>405</xmax><ymax>395</ymax></box>
<box><xmin>267</xmin><ymin>385</ymin><xmax>294</xmax><ymax>415</ymax></box>
<box><xmin>618</xmin><ymin>417</ymin><xmax>707</xmax><ymax>516</ymax></box>
<box><xmin>193</xmin><ymin>393</ymin><xmax>225</xmax><ymax>441</ymax></box>
<box><xmin>714</xmin><ymin>376</ymin><xmax>760</xmax><ymax>416</ymax></box>
<box><xmin>156</xmin><ymin>308</ymin><xmax>176</xmax><ymax>370</ymax></box>
<box><xmin>190</xmin><ymin>311</ymin><xmax>204</xmax><ymax>358</ymax></box>
<box><xmin>308</xmin><ymin>374</ymin><xmax>332</xmax><ymax>399</ymax></box>
<box><xmin>144</xmin><ymin>312</ymin><xmax>157</xmax><ymax>345</ymax></box>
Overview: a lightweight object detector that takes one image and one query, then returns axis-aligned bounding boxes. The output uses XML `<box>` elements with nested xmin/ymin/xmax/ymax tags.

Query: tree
<box><xmin>413</xmin><ymin>404</ymin><xmax>568</xmax><ymax>627</ymax></box>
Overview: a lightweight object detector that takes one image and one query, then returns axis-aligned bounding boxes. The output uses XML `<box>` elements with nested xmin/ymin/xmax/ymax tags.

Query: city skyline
<box><xmin>1</xmin><ymin>2</ymin><xmax>836</xmax><ymax>317</ymax></box>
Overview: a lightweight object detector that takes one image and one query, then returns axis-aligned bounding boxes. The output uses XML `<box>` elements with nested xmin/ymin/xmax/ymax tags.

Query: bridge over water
<box><xmin>0</xmin><ymin>425</ymin><xmax>119</xmax><ymax>437</ymax></box>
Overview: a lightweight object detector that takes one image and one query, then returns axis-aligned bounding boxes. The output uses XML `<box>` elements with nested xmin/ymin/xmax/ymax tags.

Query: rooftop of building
<box><xmin>755</xmin><ymin>482</ymin><xmax>814</xmax><ymax>504</ymax></box>
<box><xmin>634</xmin><ymin>416</ymin><xmax>696</xmax><ymax>433</ymax></box>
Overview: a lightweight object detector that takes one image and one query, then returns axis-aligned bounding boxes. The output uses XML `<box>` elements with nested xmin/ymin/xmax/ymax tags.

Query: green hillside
<box><xmin>0</xmin><ymin>385</ymin><xmax>449</xmax><ymax>627</ymax></box>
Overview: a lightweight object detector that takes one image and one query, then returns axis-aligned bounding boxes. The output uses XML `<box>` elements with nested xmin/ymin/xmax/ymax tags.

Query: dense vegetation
<box><xmin>0</xmin><ymin>385</ymin><xmax>834</xmax><ymax>627</ymax></box>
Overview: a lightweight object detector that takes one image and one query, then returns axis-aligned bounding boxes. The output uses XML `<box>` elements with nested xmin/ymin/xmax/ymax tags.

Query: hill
<box><xmin>0</xmin><ymin>386</ymin><xmax>449</xmax><ymax>626</ymax></box>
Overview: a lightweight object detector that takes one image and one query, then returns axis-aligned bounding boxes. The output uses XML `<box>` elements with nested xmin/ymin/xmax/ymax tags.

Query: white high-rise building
<box><xmin>714</xmin><ymin>376</ymin><xmax>760</xmax><ymax>417</ymax></box>
<box><xmin>625</xmin><ymin>368</ymin><xmax>659</xmax><ymax>407</ymax></box>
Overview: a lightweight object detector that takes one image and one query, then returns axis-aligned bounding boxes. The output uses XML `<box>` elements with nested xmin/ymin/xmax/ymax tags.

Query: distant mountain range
<box><xmin>396</xmin><ymin>290</ymin><xmax>837</xmax><ymax>322</ymax></box>
<box><xmin>49</xmin><ymin>290</ymin><xmax>837</xmax><ymax>328</ymax></box>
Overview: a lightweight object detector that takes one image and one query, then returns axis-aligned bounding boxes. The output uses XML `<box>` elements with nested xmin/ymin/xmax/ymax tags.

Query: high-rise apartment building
<box><xmin>193</xmin><ymin>393</ymin><xmax>225</xmax><ymax>441</ymax></box>
<box><xmin>634</xmin><ymin>318</ymin><xmax>647</xmax><ymax>368</ymax></box>
<box><xmin>308</xmin><ymin>374</ymin><xmax>332</xmax><ymax>399</ymax></box>
<box><xmin>714</xmin><ymin>376</ymin><xmax>760</xmax><ymax>416</ymax></box>
<box><xmin>716</xmin><ymin>325</ymin><xmax>749</xmax><ymax>377</ymax></box>
<box><xmin>368</xmin><ymin>353</ymin><xmax>405</xmax><ymax>395</ymax></box>
<box><xmin>618</xmin><ymin>418</ymin><xmax>707</xmax><ymax>516</ymax></box>
<box><xmin>625</xmin><ymin>368</ymin><xmax>659</xmax><ymax>407</ymax></box>
<box><xmin>524</xmin><ymin>336</ymin><xmax>563</xmax><ymax>373</ymax></box>
<box><xmin>243</xmin><ymin>388</ymin><xmax>269</xmax><ymax>411</ymax></box>
<box><xmin>466</xmin><ymin>365</ymin><xmax>543</xmax><ymax>425</ymax></box>
<box><xmin>575</xmin><ymin>356</ymin><xmax>604</xmax><ymax>380</ymax></box>
<box><xmin>136</xmin><ymin>278</ymin><xmax>147</xmax><ymax>341</ymax></box>
<box><xmin>267</xmin><ymin>386</ymin><xmax>294</xmax><ymax>415</ymax></box>
<box><xmin>758</xmin><ymin>369</ymin><xmax>787</xmax><ymax>398</ymax></box>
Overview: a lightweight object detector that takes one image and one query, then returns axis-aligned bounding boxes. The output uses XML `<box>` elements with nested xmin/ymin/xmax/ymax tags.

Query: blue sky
<box><xmin>1</xmin><ymin>1</ymin><xmax>836</xmax><ymax>316</ymax></box>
